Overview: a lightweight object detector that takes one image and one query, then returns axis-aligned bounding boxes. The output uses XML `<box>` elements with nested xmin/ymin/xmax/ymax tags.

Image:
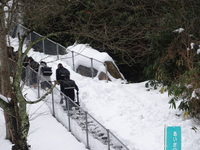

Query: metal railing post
<box><xmin>72</xmin><ymin>51</ymin><xmax>75</xmax><ymax>72</ymax></box>
<box><xmin>90</xmin><ymin>58</ymin><xmax>94</xmax><ymax>79</ymax></box>
<box><xmin>56</xmin><ymin>43</ymin><xmax>59</xmax><ymax>60</ymax></box>
<box><xmin>37</xmin><ymin>75</ymin><xmax>40</xmax><ymax>98</ymax></box>
<box><xmin>26</xmin><ymin>65</ymin><xmax>30</xmax><ymax>86</ymax></box>
<box><xmin>85</xmin><ymin>111</ymin><xmax>89</xmax><ymax>149</ymax></box>
<box><xmin>67</xmin><ymin>97</ymin><xmax>71</xmax><ymax>132</ymax></box>
<box><xmin>42</xmin><ymin>39</ymin><xmax>45</xmax><ymax>53</ymax></box>
<box><xmin>104</xmin><ymin>63</ymin><xmax>108</xmax><ymax>83</ymax></box>
<box><xmin>52</xmin><ymin>90</ymin><xmax>55</xmax><ymax>117</ymax></box>
<box><xmin>29</xmin><ymin>32</ymin><xmax>32</xmax><ymax>42</ymax></box>
<box><xmin>107</xmin><ymin>129</ymin><xmax>110</xmax><ymax>150</ymax></box>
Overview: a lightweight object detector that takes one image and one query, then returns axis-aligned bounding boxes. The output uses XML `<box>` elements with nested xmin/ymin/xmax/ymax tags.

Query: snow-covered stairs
<box><xmin>63</xmin><ymin>106</ymin><xmax>126</xmax><ymax>150</ymax></box>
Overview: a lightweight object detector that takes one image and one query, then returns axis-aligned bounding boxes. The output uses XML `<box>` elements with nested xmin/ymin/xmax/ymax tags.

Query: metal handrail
<box><xmin>9</xmin><ymin>59</ymin><xmax>129</xmax><ymax>150</ymax></box>
<box><xmin>9</xmin><ymin>25</ymin><xmax>129</xmax><ymax>150</ymax></box>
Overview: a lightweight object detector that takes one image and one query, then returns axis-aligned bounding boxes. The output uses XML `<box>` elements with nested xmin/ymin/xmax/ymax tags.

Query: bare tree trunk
<box><xmin>0</xmin><ymin>1</ymin><xmax>12</xmax><ymax>140</ymax></box>
<box><xmin>0</xmin><ymin>2</ymin><xmax>29</xmax><ymax>150</ymax></box>
<box><xmin>0</xmin><ymin>1</ymin><xmax>60</xmax><ymax>149</ymax></box>
<box><xmin>0</xmin><ymin>32</ymin><xmax>29</xmax><ymax>150</ymax></box>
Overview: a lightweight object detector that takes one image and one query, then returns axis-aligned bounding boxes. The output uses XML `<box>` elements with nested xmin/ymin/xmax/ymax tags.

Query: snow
<box><xmin>67</xmin><ymin>43</ymin><xmax>113</xmax><ymax>62</ymax></box>
<box><xmin>197</xmin><ymin>49</ymin><xmax>200</xmax><ymax>55</ymax></box>
<box><xmin>27</xmin><ymin>101</ymin><xmax>87</xmax><ymax>150</ymax></box>
<box><xmin>0</xmin><ymin>94</ymin><xmax>10</xmax><ymax>103</ymax></box>
<box><xmin>190</xmin><ymin>43</ymin><xmax>195</xmax><ymax>49</ymax></box>
<box><xmin>66</xmin><ymin>43</ymin><xmax>114</xmax><ymax>74</ymax></box>
<box><xmin>1</xmin><ymin>37</ymin><xmax>200</xmax><ymax>150</ymax></box>
<box><xmin>173</xmin><ymin>28</ymin><xmax>184</xmax><ymax>33</ymax></box>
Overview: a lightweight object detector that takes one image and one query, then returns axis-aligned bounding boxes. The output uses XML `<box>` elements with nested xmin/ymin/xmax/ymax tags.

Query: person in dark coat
<box><xmin>56</xmin><ymin>63</ymin><xmax>70</xmax><ymax>103</ymax></box>
<box><xmin>38</xmin><ymin>61</ymin><xmax>51</xmax><ymax>90</ymax></box>
<box><xmin>29</xmin><ymin>57</ymin><xmax>39</xmax><ymax>88</ymax></box>
<box><xmin>56</xmin><ymin>63</ymin><xmax>65</xmax><ymax>81</ymax></box>
<box><xmin>61</xmin><ymin>75</ymin><xmax>79</xmax><ymax>110</ymax></box>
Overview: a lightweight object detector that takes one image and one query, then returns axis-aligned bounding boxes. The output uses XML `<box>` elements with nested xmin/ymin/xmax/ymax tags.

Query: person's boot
<box><xmin>60</xmin><ymin>99</ymin><xmax>63</xmax><ymax>104</ymax></box>
<box><xmin>60</xmin><ymin>94</ymin><xmax>64</xmax><ymax>104</ymax></box>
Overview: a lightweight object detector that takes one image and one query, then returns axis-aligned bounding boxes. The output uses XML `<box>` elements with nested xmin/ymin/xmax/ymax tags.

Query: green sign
<box><xmin>165</xmin><ymin>126</ymin><xmax>181</xmax><ymax>150</ymax></box>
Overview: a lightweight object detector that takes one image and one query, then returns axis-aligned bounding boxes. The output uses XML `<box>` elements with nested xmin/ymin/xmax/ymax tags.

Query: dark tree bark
<box><xmin>0</xmin><ymin>1</ymin><xmax>58</xmax><ymax>150</ymax></box>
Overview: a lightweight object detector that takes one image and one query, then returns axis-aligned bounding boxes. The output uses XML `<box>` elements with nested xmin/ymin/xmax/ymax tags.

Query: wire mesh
<box><xmin>8</xmin><ymin>25</ymin><xmax>128</xmax><ymax>150</ymax></box>
<box><xmin>109</xmin><ymin>132</ymin><xmax>130</xmax><ymax>150</ymax></box>
<box><xmin>43</xmin><ymin>38</ymin><xmax>57</xmax><ymax>55</ymax></box>
<box><xmin>9</xmin><ymin>24</ymin><xmax>109</xmax><ymax>81</ymax></box>
<box><xmin>31</xmin><ymin>32</ymin><xmax>43</xmax><ymax>53</ymax></box>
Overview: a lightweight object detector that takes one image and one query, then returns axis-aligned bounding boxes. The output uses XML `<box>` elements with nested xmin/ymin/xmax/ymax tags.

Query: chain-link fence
<box><xmin>45</xmin><ymin>85</ymin><xmax>130</xmax><ymax>150</ymax></box>
<box><xmin>8</xmin><ymin>23</ymin><xmax>128</xmax><ymax>149</ymax></box>
<box><xmin>9</xmin><ymin>24</ymin><xmax>108</xmax><ymax>81</ymax></box>
<box><xmin>9</xmin><ymin>58</ymin><xmax>130</xmax><ymax>150</ymax></box>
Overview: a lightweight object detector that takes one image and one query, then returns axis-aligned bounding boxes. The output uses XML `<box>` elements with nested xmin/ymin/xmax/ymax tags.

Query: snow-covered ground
<box><xmin>0</xmin><ymin>38</ymin><xmax>200</xmax><ymax>150</ymax></box>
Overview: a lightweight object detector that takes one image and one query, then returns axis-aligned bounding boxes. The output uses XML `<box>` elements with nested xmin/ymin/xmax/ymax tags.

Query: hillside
<box><xmin>1</xmin><ymin>37</ymin><xmax>200</xmax><ymax>150</ymax></box>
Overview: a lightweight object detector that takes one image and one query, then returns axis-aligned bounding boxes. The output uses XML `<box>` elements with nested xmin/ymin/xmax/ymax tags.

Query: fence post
<box><xmin>56</xmin><ymin>43</ymin><xmax>59</xmax><ymax>60</ymax></box>
<box><xmin>42</xmin><ymin>39</ymin><xmax>45</xmax><ymax>54</ymax></box>
<box><xmin>85</xmin><ymin>111</ymin><xmax>89</xmax><ymax>149</ymax></box>
<box><xmin>90</xmin><ymin>58</ymin><xmax>94</xmax><ymax>79</ymax></box>
<box><xmin>67</xmin><ymin>97</ymin><xmax>71</xmax><ymax>132</ymax></box>
<box><xmin>29</xmin><ymin>32</ymin><xmax>32</xmax><ymax>42</ymax></box>
<box><xmin>107</xmin><ymin>129</ymin><xmax>111</xmax><ymax>150</ymax></box>
<box><xmin>37</xmin><ymin>76</ymin><xmax>40</xmax><ymax>98</ymax></box>
<box><xmin>104</xmin><ymin>63</ymin><xmax>108</xmax><ymax>83</ymax></box>
<box><xmin>72</xmin><ymin>51</ymin><xmax>75</xmax><ymax>72</ymax></box>
<box><xmin>52</xmin><ymin>90</ymin><xmax>55</xmax><ymax>117</ymax></box>
<box><xmin>26</xmin><ymin>65</ymin><xmax>30</xmax><ymax>86</ymax></box>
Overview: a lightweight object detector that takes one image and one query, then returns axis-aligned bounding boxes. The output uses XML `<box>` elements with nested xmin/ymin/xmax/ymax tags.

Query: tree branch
<box><xmin>25</xmin><ymin>81</ymin><xmax>57</xmax><ymax>104</ymax></box>
<box><xmin>0</xmin><ymin>94</ymin><xmax>10</xmax><ymax>109</ymax></box>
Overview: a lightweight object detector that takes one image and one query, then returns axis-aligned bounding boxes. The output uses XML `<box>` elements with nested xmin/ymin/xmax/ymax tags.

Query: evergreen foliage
<box><xmin>23</xmin><ymin>0</ymin><xmax>200</xmax><ymax>118</ymax></box>
<box><xmin>145</xmin><ymin>0</ymin><xmax>200</xmax><ymax>119</ymax></box>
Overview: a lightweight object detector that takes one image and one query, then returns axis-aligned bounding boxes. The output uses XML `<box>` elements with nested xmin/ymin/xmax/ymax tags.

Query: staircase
<box><xmin>9</xmin><ymin>24</ymin><xmax>131</xmax><ymax>150</ymax></box>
